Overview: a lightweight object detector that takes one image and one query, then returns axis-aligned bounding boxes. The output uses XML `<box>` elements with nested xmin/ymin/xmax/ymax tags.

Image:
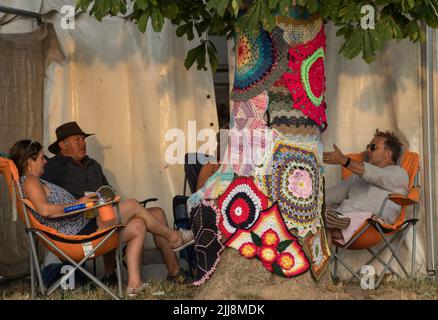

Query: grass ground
<box><xmin>1</xmin><ymin>276</ymin><xmax>437</xmax><ymax>300</ymax></box>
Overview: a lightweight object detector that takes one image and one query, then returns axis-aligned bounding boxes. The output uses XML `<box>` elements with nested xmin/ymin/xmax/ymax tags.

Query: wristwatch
<box><xmin>342</xmin><ymin>157</ymin><xmax>351</xmax><ymax>168</ymax></box>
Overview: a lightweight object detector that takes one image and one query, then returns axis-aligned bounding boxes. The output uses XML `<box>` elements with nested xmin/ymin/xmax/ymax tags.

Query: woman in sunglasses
<box><xmin>322</xmin><ymin>129</ymin><xmax>409</xmax><ymax>245</ymax></box>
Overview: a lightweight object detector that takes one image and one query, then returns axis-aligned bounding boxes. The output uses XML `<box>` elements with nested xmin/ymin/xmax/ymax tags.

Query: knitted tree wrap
<box><xmin>231</xmin><ymin>27</ymin><xmax>288</xmax><ymax>102</ymax></box>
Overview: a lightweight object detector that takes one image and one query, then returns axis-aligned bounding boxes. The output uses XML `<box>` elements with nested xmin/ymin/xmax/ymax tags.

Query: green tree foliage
<box><xmin>78</xmin><ymin>0</ymin><xmax>438</xmax><ymax>70</ymax></box>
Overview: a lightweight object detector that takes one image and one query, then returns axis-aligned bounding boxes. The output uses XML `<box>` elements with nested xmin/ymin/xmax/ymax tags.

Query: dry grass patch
<box><xmin>1</xmin><ymin>276</ymin><xmax>437</xmax><ymax>300</ymax></box>
<box><xmin>0</xmin><ymin>277</ymin><xmax>199</xmax><ymax>300</ymax></box>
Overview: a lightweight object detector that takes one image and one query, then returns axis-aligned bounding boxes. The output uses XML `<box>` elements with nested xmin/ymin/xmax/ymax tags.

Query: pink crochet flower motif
<box><xmin>288</xmin><ymin>169</ymin><xmax>313</xmax><ymax>199</ymax></box>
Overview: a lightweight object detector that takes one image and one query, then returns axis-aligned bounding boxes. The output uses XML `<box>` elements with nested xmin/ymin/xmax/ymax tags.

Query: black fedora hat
<box><xmin>48</xmin><ymin>122</ymin><xmax>94</xmax><ymax>154</ymax></box>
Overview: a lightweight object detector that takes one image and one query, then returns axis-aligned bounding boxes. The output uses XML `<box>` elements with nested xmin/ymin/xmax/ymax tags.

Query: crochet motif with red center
<box><xmin>218</xmin><ymin>177</ymin><xmax>269</xmax><ymax>240</ymax></box>
<box><xmin>275</xmin><ymin>26</ymin><xmax>327</xmax><ymax>130</ymax></box>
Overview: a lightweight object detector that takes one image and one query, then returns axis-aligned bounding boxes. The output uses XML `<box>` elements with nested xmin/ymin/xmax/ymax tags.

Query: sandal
<box><xmin>172</xmin><ymin>229</ymin><xmax>195</xmax><ymax>252</ymax></box>
<box><xmin>126</xmin><ymin>282</ymin><xmax>149</xmax><ymax>298</ymax></box>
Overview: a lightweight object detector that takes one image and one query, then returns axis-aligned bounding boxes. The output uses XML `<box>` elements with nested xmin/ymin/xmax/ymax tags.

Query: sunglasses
<box><xmin>25</xmin><ymin>139</ymin><xmax>35</xmax><ymax>154</ymax></box>
<box><xmin>366</xmin><ymin>143</ymin><xmax>377</xmax><ymax>152</ymax></box>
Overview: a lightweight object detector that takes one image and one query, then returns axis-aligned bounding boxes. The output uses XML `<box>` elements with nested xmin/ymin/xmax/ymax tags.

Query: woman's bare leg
<box><xmin>148</xmin><ymin>207</ymin><xmax>180</xmax><ymax>276</ymax></box>
<box><xmin>122</xmin><ymin>218</ymin><xmax>146</xmax><ymax>288</ymax></box>
<box><xmin>118</xmin><ymin>199</ymin><xmax>181</xmax><ymax>248</ymax></box>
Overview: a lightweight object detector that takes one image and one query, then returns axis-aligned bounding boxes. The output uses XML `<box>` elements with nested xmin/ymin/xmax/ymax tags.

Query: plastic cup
<box><xmin>98</xmin><ymin>205</ymin><xmax>116</xmax><ymax>222</ymax></box>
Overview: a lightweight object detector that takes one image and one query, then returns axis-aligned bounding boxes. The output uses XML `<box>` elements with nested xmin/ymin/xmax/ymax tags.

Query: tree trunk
<box><xmin>194</xmin><ymin>249</ymin><xmax>347</xmax><ymax>300</ymax></box>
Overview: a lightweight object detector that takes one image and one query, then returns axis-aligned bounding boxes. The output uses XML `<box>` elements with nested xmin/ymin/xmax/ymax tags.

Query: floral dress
<box><xmin>20</xmin><ymin>176</ymin><xmax>90</xmax><ymax>235</ymax></box>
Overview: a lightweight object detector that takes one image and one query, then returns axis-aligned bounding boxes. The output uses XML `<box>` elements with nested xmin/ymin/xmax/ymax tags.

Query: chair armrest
<box><xmin>388</xmin><ymin>187</ymin><xmax>420</xmax><ymax>206</ymax></box>
<box><xmin>388</xmin><ymin>194</ymin><xmax>417</xmax><ymax>206</ymax></box>
<box><xmin>140</xmin><ymin>198</ymin><xmax>158</xmax><ymax>208</ymax></box>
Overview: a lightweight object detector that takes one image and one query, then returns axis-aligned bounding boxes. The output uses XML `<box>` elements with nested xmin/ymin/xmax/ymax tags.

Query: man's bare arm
<box><xmin>323</xmin><ymin>144</ymin><xmax>364</xmax><ymax>176</ymax></box>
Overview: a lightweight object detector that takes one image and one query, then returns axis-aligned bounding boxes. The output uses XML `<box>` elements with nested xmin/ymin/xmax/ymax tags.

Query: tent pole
<box><xmin>421</xmin><ymin>25</ymin><xmax>437</xmax><ymax>277</ymax></box>
<box><xmin>0</xmin><ymin>4</ymin><xmax>42</xmax><ymax>24</ymax></box>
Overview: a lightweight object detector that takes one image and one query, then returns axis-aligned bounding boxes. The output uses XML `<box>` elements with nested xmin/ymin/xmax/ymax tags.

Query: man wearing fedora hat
<box><xmin>43</xmin><ymin>121</ymin><xmax>108</xmax><ymax>199</ymax></box>
<box><xmin>42</xmin><ymin>121</ymin><xmax>191</xmax><ymax>285</ymax></box>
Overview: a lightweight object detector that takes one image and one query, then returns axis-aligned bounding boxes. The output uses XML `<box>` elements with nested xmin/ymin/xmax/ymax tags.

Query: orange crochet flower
<box><xmin>261</xmin><ymin>229</ymin><xmax>280</xmax><ymax>247</ymax></box>
<box><xmin>277</xmin><ymin>252</ymin><xmax>295</xmax><ymax>271</ymax></box>
<box><xmin>239</xmin><ymin>242</ymin><xmax>258</xmax><ymax>259</ymax></box>
<box><xmin>259</xmin><ymin>246</ymin><xmax>278</xmax><ymax>264</ymax></box>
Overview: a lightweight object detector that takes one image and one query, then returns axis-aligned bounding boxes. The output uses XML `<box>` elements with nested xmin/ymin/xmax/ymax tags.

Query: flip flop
<box><xmin>172</xmin><ymin>229</ymin><xmax>195</xmax><ymax>252</ymax></box>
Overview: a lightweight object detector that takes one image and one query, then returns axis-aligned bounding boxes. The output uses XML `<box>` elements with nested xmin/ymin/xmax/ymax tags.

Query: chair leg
<box><xmin>38</xmin><ymin>230</ymin><xmax>120</xmax><ymax>300</ymax></box>
<box><xmin>30</xmin><ymin>246</ymin><xmax>35</xmax><ymax>299</ymax></box>
<box><xmin>373</xmin><ymin>229</ymin><xmax>412</xmax><ymax>287</ymax></box>
<box><xmin>115</xmin><ymin>246</ymin><xmax>123</xmax><ymax>298</ymax></box>
<box><xmin>411</xmin><ymin>223</ymin><xmax>417</xmax><ymax>278</ymax></box>
<box><xmin>332</xmin><ymin>250</ymin><xmax>362</xmax><ymax>283</ymax></box>
<box><xmin>347</xmin><ymin>246</ymin><xmax>400</xmax><ymax>284</ymax></box>
<box><xmin>28</xmin><ymin>233</ymin><xmax>45</xmax><ymax>294</ymax></box>
<box><xmin>333</xmin><ymin>247</ymin><xmax>339</xmax><ymax>283</ymax></box>
<box><xmin>377</xmin><ymin>225</ymin><xmax>410</xmax><ymax>277</ymax></box>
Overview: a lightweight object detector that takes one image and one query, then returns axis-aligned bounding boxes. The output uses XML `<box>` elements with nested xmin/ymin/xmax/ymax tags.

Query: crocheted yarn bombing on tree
<box><xmin>254</xmin><ymin>132</ymin><xmax>324</xmax><ymax>237</ymax></box>
<box><xmin>300</xmin><ymin>225</ymin><xmax>331</xmax><ymax>281</ymax></box>
<box><xmin>186</xmin><ymin>162</ymin><xmax>235</xmax><ymax>212</ymax></box>
<box><xmin>202</xmin><ymin>162</ymin><xmax>235</xmax><ymax>200</ymax></box>
<box><xmin>228</xmin><ymin>91</ymin><xmax>273</xmax><ymax>176</ymax></box>
<box><xmin>275</xmin><ymin>15</ymin><xmax>323</xmax><ymax>48</ymax></box>
<box><xmin>266</xmin><ymin>89</ymin><xmax>319</xmax><ymax>130</ymax></box>
<box><xmin>226</xmin><ymin>127</ymin><xmax>278</xmax><ymax>177</ymax></box>
<box><xmin>274</xmin><ymin>25</ymin><xmax>327</xmax><ymax>131</ymax></box>
<box><xmin>231</xmin><ymin>91</ymin><xmax>268</xmax><ymax>131</ymax></box>
<box><xmin>225</xmin><ymin>204</ymin><xmax>310</xmax><ymax>278</ymax></box>
<box><xmin>189</xmin><ymin>200</ymin><xmax>225</xmax><ymax>286</ymax></box>
<box><xmin>230</xmin><ymin>27</ymin><xmax>289</xmax><ymax>102</ymax></box>
<box><xmin>217</xmin><ymin>176</ymin><xmax>269</xmax><ymax>240</ymax></box>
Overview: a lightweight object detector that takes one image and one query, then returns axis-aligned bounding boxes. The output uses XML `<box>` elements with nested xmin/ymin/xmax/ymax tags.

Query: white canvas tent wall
<box><xmin>1</xmin><ymin>0</ymin><xmax>437</xmax><ymax>280</ymax></box>
<box><xmin>0</xmin><ymin>0</ymin><xmax>218</xmax><ymax>277</ymax></box>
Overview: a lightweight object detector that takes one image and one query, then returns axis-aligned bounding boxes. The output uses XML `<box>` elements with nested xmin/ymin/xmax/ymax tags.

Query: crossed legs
<box><xmin>99</xmin><ymin>199</ymin><xmax>184</xmax><ymax>289</ymax></box>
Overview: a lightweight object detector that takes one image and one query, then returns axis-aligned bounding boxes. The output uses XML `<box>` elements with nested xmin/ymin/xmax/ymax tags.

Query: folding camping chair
<box><xmin>330</xmin><ymin>151</ymin><xmax>420</xmax><ymax>288</ymax></box>
<box><xmin>0</xmin><ymin>156</ymin><xmax>125</xmax><ymax>300</ymax></box>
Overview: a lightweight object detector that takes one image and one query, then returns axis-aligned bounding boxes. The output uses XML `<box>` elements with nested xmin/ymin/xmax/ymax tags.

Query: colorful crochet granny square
<box><xmin>232</xmin><ymin>91</ymin><xmax>268</xmax><ymax>131</ymax></box>
<box><xmin>187</xmin><ymin>163</ymin><xmax>235</xmax><ymax>212</ymax></box>
<box><xmin>300</xmin><ymin>225</ymin><xmax>331</xmax><ymax>281</ymax></box>
<box><xmin>278</xmin><ymin>26</ymin><xmax>327</xmax><ymax>130</ymax></box>
<box><xmin>189</xmin><ymin>200</ymin><xmax>224</xmax><ymax>286</ymax></box>
<box><xmin>225</xmin><ymin>204</ymin><xmax>310</xmax><ymax>278</ymax></box>
<box><xmin>231</xmin><ymin>27</ymin><xmax>288</xmax><ymax>102</ymax></box>
<box><xmin>226</xmin><ymin>128</ymin><xmax>277</xmax><ymax>177</ymax></box>
<box><xmin>217</xmin><ymin>177</ymin><xmax>269</xmax><ymax>240</ymax></box>
<box><xmin>255</xmin><ymin>134</ymin><xmax>324</xmax><ymax>237</ymax></box>
<box><xmin>275</xmin><ymin>15</ymin><xmax>323</xmax><ymax>48</ymax></box>
<box><xmin>202</xmin><ymin>162</ymin><xmax>235</xmax><ymax>200</ymax></box>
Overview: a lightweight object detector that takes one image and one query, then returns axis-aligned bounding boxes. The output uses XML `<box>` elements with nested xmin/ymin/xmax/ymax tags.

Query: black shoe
<box><xmin>166</xmin><ymin>268</ymin><xmax>193</xmax><ymax>285</ymax></box>
<box><xmin>101</xmin><ymin>271</ymin><xmax>118</xmax><ymax>286</ymax></box>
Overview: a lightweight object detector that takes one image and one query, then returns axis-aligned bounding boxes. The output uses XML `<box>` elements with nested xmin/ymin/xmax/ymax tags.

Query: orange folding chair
<box><xmin>0</xmin><ymin>156</ymin><xmax>125</xmax><ymax>299</ymax></box>
<box><xmin>330</xmin><ymin>151</ymin><xmax>420</xmax><ymax>287</ymax></box>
